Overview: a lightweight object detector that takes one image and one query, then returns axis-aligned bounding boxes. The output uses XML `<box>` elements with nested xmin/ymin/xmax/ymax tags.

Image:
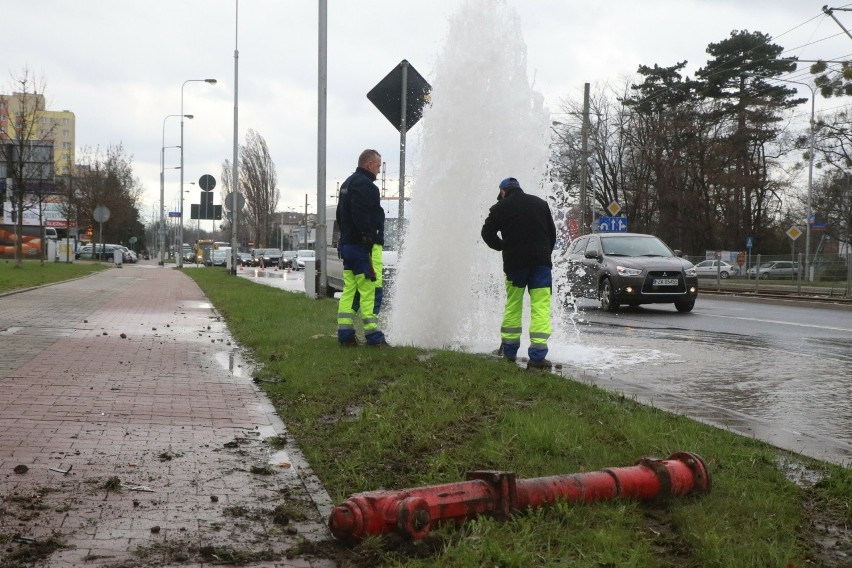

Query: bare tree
<box><xmin>239</xmin><ymin>130</ymin><xmax>279</xmax><ymax>247</ymax></box>
<box><xmin>0</xmin><ymin>68</ymin><xmax>56</xmax><ymax>267</ymax></box>
<box><xmin>72</xmin><ymin>144</ymin><xmax>144</xmax><ymax>254</ymax></box>
<box><xmin>218</xmin><ymin>158</ymin><xmax>249</xmax><ymax>248</ymax></box>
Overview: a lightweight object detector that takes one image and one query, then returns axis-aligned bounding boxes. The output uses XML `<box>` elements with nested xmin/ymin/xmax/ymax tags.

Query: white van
<box><xmin>326</xmin><ymin>199</ymin><xmax>409</xmax><ymax>292</ymax></box>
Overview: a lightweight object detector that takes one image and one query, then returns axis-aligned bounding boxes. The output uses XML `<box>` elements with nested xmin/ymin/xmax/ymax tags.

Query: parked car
<box><xmin>747</xmin><ymin>260</ymin><xmax>801</xmax><ymax>280</ymax></box>
<box><xmin>75</xmin><ymin>245</ymin><xmax>92</xmax><ymax>259</ymax></box>
<box><xmin>252</xmin><ymin>248</ymin><xmax>283</xmax><ymax>268</ymax></box>
<box><xmin>563</xmin><ymin>232</ymin><xmax>698</xmax><ymax>312</ymax></box>
<box><xmin>694</xmin><ymin>259</ymin><xmax>738</xmax><ymax>279</ymax></box>
<box><xmin>119</xmin><ymin>247</ymin><xmax>137</xmax><ymax>264</ymax></box>
<box><xmin>294</xmin><ymin>249</ymin><xmax>315</xmax><ymax>271</ymax></box>
<box><xmin>76</xmin><ymin>243</ymin><xmax>121</xmax><ymax>260</ymax></box>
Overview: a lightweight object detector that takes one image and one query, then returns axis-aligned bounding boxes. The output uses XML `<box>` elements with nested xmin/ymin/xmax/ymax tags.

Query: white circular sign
<box><xmin>93</xmin><ymin>205</ymin><xmax>110</xmax><ymax>223</ymax></box>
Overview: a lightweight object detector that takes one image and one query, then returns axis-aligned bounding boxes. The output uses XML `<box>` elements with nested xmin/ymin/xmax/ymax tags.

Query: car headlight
<box><xmin>616</xmin><ymin>265</ymin><xmax>642</xmax><ymax>276</ymax></box>
<box><xmin>684</xmin><ymin>267</ymin><xmax>697</xmax><ymax>277</ymax></box>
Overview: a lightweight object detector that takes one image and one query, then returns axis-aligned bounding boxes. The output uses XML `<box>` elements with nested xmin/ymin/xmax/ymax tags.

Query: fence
<box><xmin>685</xmin><ymin>252</ymin><xmax>851</xmax><ymax>298</ymax></box>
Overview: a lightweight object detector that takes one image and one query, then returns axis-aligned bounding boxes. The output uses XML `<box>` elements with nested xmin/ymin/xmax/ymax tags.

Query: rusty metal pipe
<box><xmin>328</xmin><ymin>452</ymin><xmax>710</xmax><ymax>540</ymax></box>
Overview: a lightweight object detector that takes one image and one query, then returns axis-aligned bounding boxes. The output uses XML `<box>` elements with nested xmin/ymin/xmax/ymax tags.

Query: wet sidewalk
<box><xmin>0</xmin><ymin>263</ymin><xmax>335</xmax><ymax>567</ymax></box>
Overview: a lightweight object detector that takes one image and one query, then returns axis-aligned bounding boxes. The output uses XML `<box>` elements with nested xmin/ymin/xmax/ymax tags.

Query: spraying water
<box><xmin>386</xmin><ymin>0</ymin><xmax>666</xmax><ymax>370</ymax></box>
<box><xmin>387</xmin><ymin>0</ymin><xmax>550</xmax><ymax>349</ymax></box>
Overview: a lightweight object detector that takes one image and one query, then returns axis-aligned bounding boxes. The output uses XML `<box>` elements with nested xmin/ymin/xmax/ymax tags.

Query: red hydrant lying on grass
<box><xmin>329</xmin><ymin>451</ymin><xmax>710</xmax><ymax>540</ymax></box>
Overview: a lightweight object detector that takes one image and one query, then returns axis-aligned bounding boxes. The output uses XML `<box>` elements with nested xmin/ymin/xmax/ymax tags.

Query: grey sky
<box><xmin>5</xmin><ymin>0</ymin><xmax>850</xmax><ymax>220</ymax></box>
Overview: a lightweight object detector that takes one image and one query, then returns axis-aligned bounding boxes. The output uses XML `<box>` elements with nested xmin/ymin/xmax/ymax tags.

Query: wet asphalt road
<box><xmin>566</xmin><ymin>295</ymin><xmax>852</xmax><ymax>467</ymax></box>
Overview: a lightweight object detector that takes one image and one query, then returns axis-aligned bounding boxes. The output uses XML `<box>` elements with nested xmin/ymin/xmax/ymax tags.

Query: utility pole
<box><xmin>579</xmin><ymin>82</ymin><xmax>590</xmax><ymax>235</ymax></box>
<box><xmin>316</xmin><ymin>0</ymin><xmax>328</xmax><ymax>296</ymax></box>
<box><xmin>304</xmin><ymin>193</ymin><xmax>309</xmax><ymax>249</ymax></box>
<box><xmin>823</xmin><ymin>6</ymin><xmax>852</xmax><ymax>40</ymax></box>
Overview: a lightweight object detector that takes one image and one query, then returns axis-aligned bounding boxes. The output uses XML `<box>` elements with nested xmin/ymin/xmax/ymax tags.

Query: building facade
<box><xmin>0</xmin><ymin>92</ymin><xmax>75</xmax><ymax>174</ymax></box>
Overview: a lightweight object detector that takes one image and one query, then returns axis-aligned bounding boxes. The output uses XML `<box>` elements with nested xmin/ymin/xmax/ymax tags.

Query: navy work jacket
<box><xmin>337</xmin><ymin>167</ymin><xmax>385</xmax><ymax>246</ymax></box>
<box><xmin>481</xmin><ymin>187</ymin><xmax>556</xmax><ymax>272</ymax></box>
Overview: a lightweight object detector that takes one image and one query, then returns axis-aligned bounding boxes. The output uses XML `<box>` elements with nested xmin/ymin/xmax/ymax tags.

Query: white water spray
<box><xmin>387</xmin><ymin>0</ymin><xmax>551</xmax><ymax>349</ymax></box>
<box><xmin>385</xmin><ymin>0</ymin><xmax>666</xmax><ymax>370</ymax></box>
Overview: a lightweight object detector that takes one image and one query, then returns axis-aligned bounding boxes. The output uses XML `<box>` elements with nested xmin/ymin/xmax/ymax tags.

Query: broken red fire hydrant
<box><xmin>328</xmin><ymin>451</ymin><xmax>710</xmax><ymax>540</ymax></box>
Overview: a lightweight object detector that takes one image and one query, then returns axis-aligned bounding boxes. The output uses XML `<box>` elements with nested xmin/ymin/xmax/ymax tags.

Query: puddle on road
<box><xmin>0</xmin><ymin>326</ymin><xmax>78</xmax><ymax>337</ymax></box>
<box><xmin>181</xmin><ymin>301</ymin><xmax>214</xmax><ymax>310</ymax></box>
<box><xmin>213</xmin><ymin>349</ymin><xmax>252</xmax><ymax>379</ymax></box>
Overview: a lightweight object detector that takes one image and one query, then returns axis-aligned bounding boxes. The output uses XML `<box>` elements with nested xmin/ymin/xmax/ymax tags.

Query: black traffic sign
<box><xmin>198</xmin><ymin>174</ymin><xmax>216</xmax><ymax>192</ymax></box>
<box><xmin>367</xmin><ymin>60</ymin><xmax>431</xmax><ymax>132</ymax></box>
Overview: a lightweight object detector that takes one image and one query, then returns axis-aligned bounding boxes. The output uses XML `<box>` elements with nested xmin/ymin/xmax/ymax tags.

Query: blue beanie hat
<box><xmin>499</xmin><ymin>177</ymin><xmax>520</xmax><ymax>190</ymax></box>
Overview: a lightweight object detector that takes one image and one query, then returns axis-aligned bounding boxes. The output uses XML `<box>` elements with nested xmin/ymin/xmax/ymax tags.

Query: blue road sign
<box><xmin>598</xmin><ymin>216</ymin><xmax>628</xmax><ymax>233</ymax></box>
<box><xmin>745</xmin><ymin>236</ymin><xmax>753</xmax><ymax>249</ymax></box>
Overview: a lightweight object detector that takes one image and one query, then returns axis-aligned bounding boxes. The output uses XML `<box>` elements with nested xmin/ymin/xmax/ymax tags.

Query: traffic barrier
<box><xmin>328</xmin><ymin>452</ymin><xmax>710</xmax><ymax>541</ymax></box>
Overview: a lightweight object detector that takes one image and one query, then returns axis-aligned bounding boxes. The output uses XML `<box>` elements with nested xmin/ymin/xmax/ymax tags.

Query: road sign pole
<box><xmin>398</xmin><ymin>61</ymin><xmax>408</xmax><ymax>223</ymax></box>
<box><xmin>367</xmin><ymin>59</ymin><xmax>431</xmax><ymax>224</ymax></box>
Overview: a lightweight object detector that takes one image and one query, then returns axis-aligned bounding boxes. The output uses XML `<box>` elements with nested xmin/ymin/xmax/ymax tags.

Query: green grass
<box><xmin>187</xmin><ymin>269</ymin><xmax>852</xmax><ymax>567</ymax></box>
<box><xmin>0</xmin><ymin>259</ymin><xmax>108</xmax><ymax>293</ymax></box>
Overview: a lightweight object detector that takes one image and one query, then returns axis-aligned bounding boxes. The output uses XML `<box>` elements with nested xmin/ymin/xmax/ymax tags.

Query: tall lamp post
<box><xmin>161</xmin><ymin>113</ymin><xmax>192</xmax><ymax>265</ymax></box>
<box><xmin>785</xmin><ymin>79</ymin><xmax>816</xmax><ymax>281</ymax></box>
<box><xmin>178</xmin><ymin>78</ymin><xmax>217</xmax><ymax>268</ymax></box>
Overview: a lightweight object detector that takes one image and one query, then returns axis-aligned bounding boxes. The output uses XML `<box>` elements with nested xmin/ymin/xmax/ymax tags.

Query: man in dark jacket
<box><xmin>481</xmin><ymin>177</ymin><xmax>556</xmax><ymax>368</ymax></box>
<box><xmin>336</xmin><ymin>149</ymin><xmax>388</xmax><ymax>347</ymax></box>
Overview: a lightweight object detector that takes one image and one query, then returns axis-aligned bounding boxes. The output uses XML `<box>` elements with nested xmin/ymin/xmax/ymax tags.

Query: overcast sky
<box><xmin>6</xmin><ymin>0</ymin><xmax>852</xmax><ymax>221</ymax></box>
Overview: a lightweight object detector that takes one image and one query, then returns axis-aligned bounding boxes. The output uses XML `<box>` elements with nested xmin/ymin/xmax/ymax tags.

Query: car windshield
<box><xmin>601</xmin><ymin>236</ymin><xmax>673</xmax><ymax>257</ymax></box>
<box><xmin>297</xmin><ymin>250</ymin><xmax>314</xmax><ymax>258</ymax></box>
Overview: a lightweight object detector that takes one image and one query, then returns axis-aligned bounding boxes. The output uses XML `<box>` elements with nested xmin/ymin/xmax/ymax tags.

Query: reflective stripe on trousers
<box><xmin>337</xmin><ymin>269</ymin><xmax>381</xmax><ymax>340</ymax></box>
<box><xmin>353</xmin><ymin>243</ymin><xmax>384</xmax><ymax>314</ymax></box>
<box><xmin>500</xmin><ymin>267</ymin><xmax>552</xmax><ymax>361</ymax></box>
<box><xmin>337</xmin><ymin>243</ymin><xmax>384</xmax><ymax>343</ymax></box>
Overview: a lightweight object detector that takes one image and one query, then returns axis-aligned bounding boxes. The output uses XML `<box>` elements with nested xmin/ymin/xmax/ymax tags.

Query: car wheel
<box><xmin>599</xmin><ymin>278</ymin><xmax>619</xmax><ymax>312</ymax></box>
<box><xmin>675</xmin><ymin>299</ymin><xmax>695</xmax><ymax>313</ymax></box>
<box><xmin>760</xmin><ymin>272</ymin><xmax>770</xmax><ymax>280</ymax></box>
<box><xmin>720</xmin><ymin>271</ymin><xmax>729</xmax><ymax>279</ymax></box>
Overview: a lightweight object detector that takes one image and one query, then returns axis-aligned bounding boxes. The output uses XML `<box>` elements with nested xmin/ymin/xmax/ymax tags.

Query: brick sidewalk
<box><xmin>0</xmin><ymin>264</ymin><xmax>336</xmax><ymax>567</ymax></box>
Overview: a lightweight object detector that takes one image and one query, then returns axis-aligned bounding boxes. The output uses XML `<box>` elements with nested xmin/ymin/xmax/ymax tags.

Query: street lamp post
<box><xmin>785</xmin><ymin>79</ymin><xmax>816</xmax><ymax>281</ymax></box>
<box><xmin>161</xmin><ymin>114</ymin><xmax>192</xmax><ymax>265</ymax></box>
<box><xmin>178</xmin><ymin>78</ymin><xmax>217</xmax><ymax>268</ymax></box>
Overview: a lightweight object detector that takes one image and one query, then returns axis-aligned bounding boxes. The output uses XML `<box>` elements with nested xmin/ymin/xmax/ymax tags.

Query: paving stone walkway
<box><xmin>0</xmin><ymin>263</ymin><xmax>336</xmax><ymax>567</ymax></box>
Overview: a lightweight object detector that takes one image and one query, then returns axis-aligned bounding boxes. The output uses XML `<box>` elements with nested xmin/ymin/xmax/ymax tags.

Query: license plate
<box><xmin>653</xmin><ymin>278</ymin><xmax>679</xmax><ymax>286</ymax></box>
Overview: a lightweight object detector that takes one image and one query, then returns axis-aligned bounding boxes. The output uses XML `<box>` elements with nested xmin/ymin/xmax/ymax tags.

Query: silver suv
<box><xmin>747</xmin><ymin>261</ymin><xmax>800</xmax><ymax>280</ymax></box>
<box><xmin>563</xmin><ymin>232</ymin><xmax>699</xmax><ymax>312</ymax></box>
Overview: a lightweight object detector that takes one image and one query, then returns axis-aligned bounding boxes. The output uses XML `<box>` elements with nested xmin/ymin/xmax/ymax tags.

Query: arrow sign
<box><xmin>598</xmin><ymin>216</ymin><xmax>628</xmax><ymax>233</ymax></box>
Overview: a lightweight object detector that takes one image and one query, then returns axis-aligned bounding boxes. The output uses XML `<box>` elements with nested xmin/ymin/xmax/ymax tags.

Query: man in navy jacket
<box><xmin>481</xmin><ymin>177</ymin><xmax>556</xmax><ymax>368</ymax></box>
<box><xmin>336</xmin><ymin>149</ymin><xmax>388</xmax><ymax>347</ymax></box>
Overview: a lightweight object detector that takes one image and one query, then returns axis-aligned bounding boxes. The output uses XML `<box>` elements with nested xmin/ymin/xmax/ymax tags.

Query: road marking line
<box><xmin>702</xmin><ymin>313</ymin><xmax>852</xmax><ymax>333</ymax></box>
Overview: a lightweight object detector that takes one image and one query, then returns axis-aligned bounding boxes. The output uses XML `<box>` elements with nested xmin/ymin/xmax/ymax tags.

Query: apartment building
<box><xmin>0</xmin><ymin>92</ymin><xmax>75</xmax><ymax>174</ymax></box>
